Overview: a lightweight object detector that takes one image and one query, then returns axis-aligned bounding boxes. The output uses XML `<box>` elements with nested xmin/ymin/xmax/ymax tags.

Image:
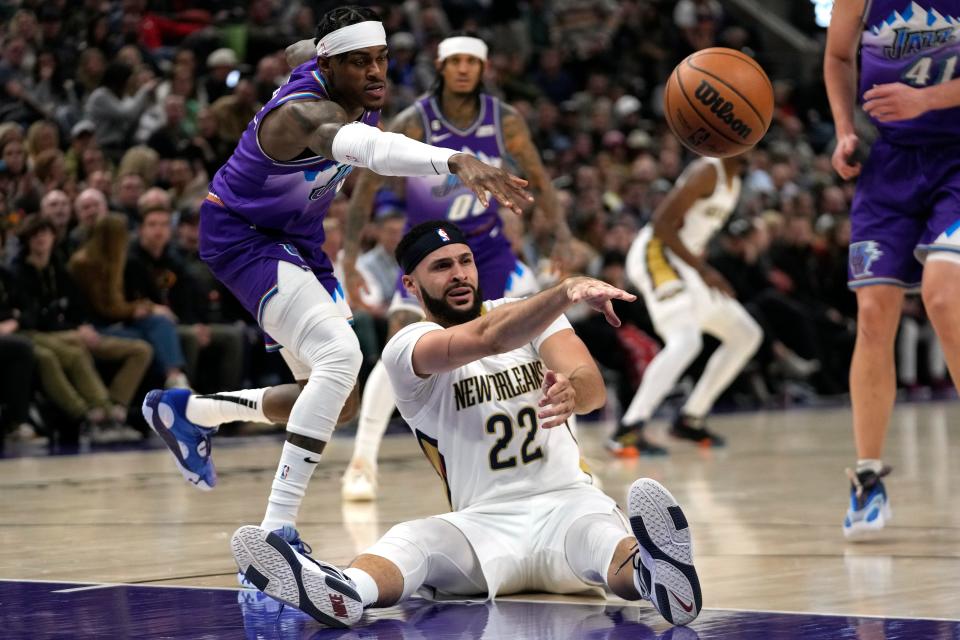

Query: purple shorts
<box><xmin>198</xmin><ymin>199</ymin><xmax>343</xmax><ymax>346</ymax></box>
<box><xmin>848</xmin><ymin>138</ymin><xmax>960</xmax><ymax>289</ymax></box>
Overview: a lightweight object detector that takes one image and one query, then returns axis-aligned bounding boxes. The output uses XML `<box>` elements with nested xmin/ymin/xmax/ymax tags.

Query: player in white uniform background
<box><xmin>231</xmin><ymin>221</ymin><xmax>702</xmax><ymax>629</ymax></box>
<box><xmin>615</xmin><ymin>155</ymin><xmax>763</xmax><ymax>456</ymax></box>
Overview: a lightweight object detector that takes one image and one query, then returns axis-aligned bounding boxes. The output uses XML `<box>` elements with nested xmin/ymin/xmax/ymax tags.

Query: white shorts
<box><xmin>626</xmin><ymin>226</ymin><xmax>749</xmax><ymax>335</ymax></box>
<box><xmin>264</xmin><ymin>261</ymin><xmax>353</xmax><ymax>381</ymax></box>
<box><xmin>387</xmin><ymin>259</ymin><xmax>540</xmax><ymax>318</ymax></box>
<box><xmin>434</xmin><ymin>484</ymin><xmax>627</xmax><ymax>598</ymax></box>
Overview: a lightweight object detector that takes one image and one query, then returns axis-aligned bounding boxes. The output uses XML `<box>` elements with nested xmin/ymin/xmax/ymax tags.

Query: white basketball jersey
<box><xmin>382</xmin><ymin>299</ymin><xmax>592</xmax><ymax>511</ymax></box>
<box><xmin>678</xmin><ymin>158</ymin><xmax>741</xmax><ymax>255</ymax></box>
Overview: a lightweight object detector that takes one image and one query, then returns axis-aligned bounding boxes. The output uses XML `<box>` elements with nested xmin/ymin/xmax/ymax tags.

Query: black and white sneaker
<box><xmin>231</xmin><ymin>525</ymin><xmax>363</xmax><ymax>628</ymax></box>
<box><xmin>628</xmin><ymin>478</ymin><xmax>702</xmax><ymax>626</ymax></box>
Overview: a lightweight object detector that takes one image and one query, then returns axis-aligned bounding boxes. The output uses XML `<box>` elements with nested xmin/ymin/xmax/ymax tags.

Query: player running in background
<box><xmin>231</xmin><ymin>221</ymin><xmax>701</xmax><ymax>629</ymax></box>
<box><xmin>825</xmin><ymin>0</ymin><xmax>960</xmax><ymax>537</ymax></box>
<box><xmin>142</xmin><ymin>7</ymin><xmax>531</xmax><ymax>545</ymax></box>
<box><xmin>616</xmin><ymin>155</ymin><xmax>762</xmax><ymax>456</ymax></box>
<box><xmin>335</xmin><ymin>34</ymin><xmax>571</xmax><ymax>501</ymax></box>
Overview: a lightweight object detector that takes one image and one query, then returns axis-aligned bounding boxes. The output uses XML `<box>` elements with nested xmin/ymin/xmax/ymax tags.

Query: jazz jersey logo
<box><xmin>849</xmin><ymin>241</ymin><xmax>884</xmax><ymax>278</ymax></box>
<box><xmin>306</xmin><ymin>163</ymin><xmax>353</xmax><ymax>200</ymax></box>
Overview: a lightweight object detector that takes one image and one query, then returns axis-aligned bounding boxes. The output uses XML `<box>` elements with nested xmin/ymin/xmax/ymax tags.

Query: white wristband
<box><xmin>331</xmin><ymin>122</ymin><xmax>457</xmax><ymax>176</ymax></box>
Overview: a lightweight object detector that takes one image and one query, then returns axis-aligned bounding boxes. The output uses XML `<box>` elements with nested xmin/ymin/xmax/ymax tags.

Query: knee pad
<box><xmin>363</xmin><ymin>520</ymin><xmax>433</xmax><ymax>600</ymax></box>
<box><xmin>564</xmin><ymin>512</ymin><xmax>630</xmax><ymax>586</ymax></box>
<box><xmin>295</xmin><ymin>311</ymin><xmax>363</xmax><ymax>382</ymax></box>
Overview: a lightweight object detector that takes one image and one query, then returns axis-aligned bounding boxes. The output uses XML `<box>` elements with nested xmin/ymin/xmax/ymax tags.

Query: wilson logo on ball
<box><xmin>693</xmin><ymin>80</ymin><xmax>753</xmax><ymax>140</ymax></box>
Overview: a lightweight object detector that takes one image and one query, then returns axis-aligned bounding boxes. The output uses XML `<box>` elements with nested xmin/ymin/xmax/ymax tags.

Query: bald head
<box><xmin>40</xmin><ymin>189</ymin><xmax>71</xmax><ymax>232</ymax></box>
<box><xmin>75</xmin><ymin>188</ymin><xmax>108</xmax><ymax>227</ymax></box>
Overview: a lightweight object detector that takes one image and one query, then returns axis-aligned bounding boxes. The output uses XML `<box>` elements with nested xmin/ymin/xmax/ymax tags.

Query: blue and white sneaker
<box><xmin>142</xmin><ymin>389</ymin><xmax>217</xmax><ymax>490</ymax></box>
<box><xmin>843</xmin><ymin>467</ymin><xmax>892</xmax><ymax>539</ymax></box>
<box><xmin>231</xmin><ymin>525</ymin><xmax>364</xmax><ymax>628</ymax></box>
<box><xmin>628</xmin><ymin>478</ymin><xmax>702</xmax><ymax>626</ymax></box>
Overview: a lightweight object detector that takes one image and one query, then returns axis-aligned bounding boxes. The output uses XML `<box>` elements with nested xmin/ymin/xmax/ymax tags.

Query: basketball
<box><xmin>663</xmin><ymin>47</ymin><xmax>774</xmax><ymax>158</ymax></box>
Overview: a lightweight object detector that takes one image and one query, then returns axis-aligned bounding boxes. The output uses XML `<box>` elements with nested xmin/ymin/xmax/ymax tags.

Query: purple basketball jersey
<box><xmin>861</xmin><ymin>1</ymin><xmax>960</xmax><ymax>145</ymax></box>
<box><xmin>198</xmin><ymin>59</ymin><xmax>379</xmax><ymax>345</ymax></box>
<box><xmin>405</xmin><ymin>94</ymin><xmax>508</xmax><ymax>237</ymax></box>
<box><xmin>396</xmin><ymin>93</ymin><xmax>518</xmax><ymax>298</ymax></box>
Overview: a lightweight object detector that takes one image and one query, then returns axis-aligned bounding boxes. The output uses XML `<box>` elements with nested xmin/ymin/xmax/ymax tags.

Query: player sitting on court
<box><xmin>231</xmin><ymin>221</ymin><xmax>702</xmax><ymax>628</ymax></box>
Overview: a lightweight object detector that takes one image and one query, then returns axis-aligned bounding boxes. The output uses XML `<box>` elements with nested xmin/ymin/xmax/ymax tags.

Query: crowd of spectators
<box><xmin>0</xmin><ymin>1</ymin><xmax>948</xmax><ymax>450</ymax></box>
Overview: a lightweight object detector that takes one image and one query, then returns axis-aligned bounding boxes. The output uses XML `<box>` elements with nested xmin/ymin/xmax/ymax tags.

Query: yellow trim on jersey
<box><xmin>645</xmin><ymin>237</ymin><xmax>680</xmax><ymax>288</ymax></box>
<box><xmin>415</xmin><ymin>429</ymin><xmax>452</xmax><ymax>509</ymax></box>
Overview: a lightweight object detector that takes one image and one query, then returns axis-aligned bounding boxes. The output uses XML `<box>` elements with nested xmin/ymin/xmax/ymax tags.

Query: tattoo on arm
<box><xmin>501</xmin><ymin>105</ymin><xmax>568</xmax><ymax>240</ymax></box>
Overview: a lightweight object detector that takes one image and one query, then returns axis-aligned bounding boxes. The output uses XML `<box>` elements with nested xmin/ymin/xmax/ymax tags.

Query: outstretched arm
<box><xmin>409</xmin><ymin>277</ymin><xmax>636</xmax><ymax>376</ymax></box>
<box><xmin>342</xmin><ymin>107</ymin><xmax>426</xmax><ymax>307</ymax></box>
<box><xmin>260</xmin><ymin>99</ymin><xmax>533</xmax><ymax>213</ymax></box>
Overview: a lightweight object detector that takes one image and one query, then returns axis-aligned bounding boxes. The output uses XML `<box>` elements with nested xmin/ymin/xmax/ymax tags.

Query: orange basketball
<box><xmin>663</xmin><ymin>47</ymin><xmax>774</xmax><ymax>158</ymax></box>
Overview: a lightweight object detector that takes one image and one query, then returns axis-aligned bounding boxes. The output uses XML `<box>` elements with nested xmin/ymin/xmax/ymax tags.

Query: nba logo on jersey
<box><xmin>438</xmin><ymin>228</ymin><xmax>451</xmax><ymax>242</ymax></box>
<box><xmin>849</xmin><ymin>240</ymin><xmax>884</xmax><ymax>278</ymax></box>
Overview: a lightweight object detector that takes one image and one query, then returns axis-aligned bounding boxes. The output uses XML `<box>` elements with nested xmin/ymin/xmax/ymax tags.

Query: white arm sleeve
<box><xmin>331</xmin><ymin>122</ymin><xmax>458</xmax><ymax>177</ymax></box>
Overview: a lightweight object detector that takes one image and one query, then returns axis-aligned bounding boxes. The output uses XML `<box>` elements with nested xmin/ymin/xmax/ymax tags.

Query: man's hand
<box><xmin>76</xmin><ymin>324</ymin><xmax>101</xmax><ymax>348</ymax></box>
<box><xmin>699</xmin><ymin>265</ymin><xmax>735</xmax><ymax>297</ymax></box>
<box><xmin>864</xmin><ymin>82</ymin><xmax>930</xmax><ymax>123</ymax></box>
<box><xmin>538</xmin><ymin>370</ymin><xmax>575</xmax><ymax>429</ymax></box>
<box><xmin>831</xmin><ymin>133</ymin><xmax>861</xmax><ymax>180</ymax></box>
<box><xmin>448</xmin><ymin>154</ymin><xmax>533</xmax><ymax>215</ymax></box>
<box><xmin>564</xmin><ymin>277</ymin><xmax>637</xmax><ymax>327</ymax></box>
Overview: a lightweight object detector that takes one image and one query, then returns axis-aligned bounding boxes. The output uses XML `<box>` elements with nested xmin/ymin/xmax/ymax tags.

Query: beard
<box><xmin>420</xmin><ymin>282</ymin><xmax>483</xmax><ymax>327</ymax></box>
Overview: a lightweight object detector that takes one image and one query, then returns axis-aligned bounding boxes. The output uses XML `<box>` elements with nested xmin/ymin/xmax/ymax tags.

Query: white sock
<box><xmin>186</xmin><ymin>388</ymin><xmax>270</xmax><ymax>427</ymax></box>
<box><xmin>352</xmin><ymin>360</ymin><xmax>396</xmax><ymax>466</ymax></box>
<box><xmin>856</xmin><ymin>459</ymin><xmax>884</xmax><ymax>475</ymax></box>
<box><xmin>344</xmin><ymin>567</ymin><xmax>379</xmax><ymax>607</ymax></box>
<box><xmin>261</xmin><ymin>441</ymin><xmax>321</xmax><ymax>531</ymax></box>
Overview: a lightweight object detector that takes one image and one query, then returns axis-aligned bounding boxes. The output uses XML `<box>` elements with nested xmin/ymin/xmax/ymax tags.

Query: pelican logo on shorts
<box><xmin>693</xmin><ymin>80</ymin><xmax>753</xmax><ymax>140</ymax></box>
<box><xmin>849</xmin><ymin>240</ymin><xmax>883</xmax><ymax>278</ymax></box>
<box><xmin>437</xmin><ymin>228</ymin><xmax>451</xmax><ymax>242</ymax></box>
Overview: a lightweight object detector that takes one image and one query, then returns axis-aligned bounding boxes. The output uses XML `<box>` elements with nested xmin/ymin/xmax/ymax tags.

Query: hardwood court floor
<box><xmin>1</xmin><ymin>401</ymin><xmax>958</xmax><ymax>621</ymax></box>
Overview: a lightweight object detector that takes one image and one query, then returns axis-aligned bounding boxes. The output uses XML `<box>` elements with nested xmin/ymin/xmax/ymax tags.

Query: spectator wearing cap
<box><xmin>85</xmin><ymin>62</ymin><xmax>158</xmax><ymax>162</ymax></box>
<box><xmin>64</xmin><ymin>120</ymin><xmax>96</xmax><ymax>182</ymax></box>
<box><xmin>204</xmin><ymin>48</ymin><xmax>239</xmax><ymax>104</ymax></box>
<box><xmin>11</xmin><ymin>214</ymin><xmax>152</xmax><ymax>440</ymax></box>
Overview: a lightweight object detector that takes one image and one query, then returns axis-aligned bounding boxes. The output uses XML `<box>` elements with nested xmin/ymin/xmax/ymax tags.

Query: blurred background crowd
<box><xmin>0</xmin><ymin>0</ymin><xmax>948</xmax><ymax>449</ymax></box>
